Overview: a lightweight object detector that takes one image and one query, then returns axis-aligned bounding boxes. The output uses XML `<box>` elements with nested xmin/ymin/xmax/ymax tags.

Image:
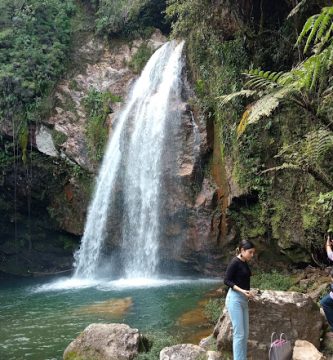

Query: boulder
<box><xmin>206</xmin><ymin>350</ymin><xmax>224</xmax><ymax>360</ymax></box>
<box><xmin>159</xmin><ymin>344</ymin><xmax>207</xmax><ymax>360</ymax></box>
<box><xmin>35</xmin><ymin>125</ymin><xmax>58</xmax><ymax>157</ymax></box>
<box><xmin>292</xmin><ymin>340</ymin><xmax>326</xmax><ymax>360</ymax></box>
<box><xmin>63</xmin><ymin>323</ymin><xmax>143</xmax><ymax>360</ymax></box>
<box><xmin>214</xmin><ymin>290</ymin><xmax>323</xmax><ymax>359</ymax></box>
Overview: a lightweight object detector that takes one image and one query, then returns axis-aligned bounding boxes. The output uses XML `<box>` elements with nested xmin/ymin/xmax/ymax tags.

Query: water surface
<box><xmin>0</xmin><ymin>276</ymin><xmax>221</xmax><ymax>360</ymax></box>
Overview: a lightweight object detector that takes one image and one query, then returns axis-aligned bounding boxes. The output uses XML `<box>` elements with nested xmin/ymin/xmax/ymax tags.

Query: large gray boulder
<box><xmin>63</xmin><ymin>323</ymin><xmax>143</xmax><ymax>360</ymax></box>
<box><xmin>214</xmin><ymin>290</ymin><xmax>323</xmax><ymax>359</ymax></box>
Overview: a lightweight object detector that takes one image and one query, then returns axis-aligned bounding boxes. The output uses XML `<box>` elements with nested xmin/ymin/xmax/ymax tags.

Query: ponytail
<box><xmin>236</xmin><ymin>240</ymin><xmax>255</xmax><ymax>255</ymax></box>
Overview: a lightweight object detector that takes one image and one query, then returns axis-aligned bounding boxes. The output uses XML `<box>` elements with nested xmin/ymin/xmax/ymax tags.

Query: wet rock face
<box><xmin>46</xmin><ymin>31</ymin><xmax>167</xmax><ymax>172</ymax></box>
<box><xmin>100</xmin><ymin>73</ymin><xmax>225</xmax><ymax>276</ymax></box>
<box><xmin>213</xmin><ymin>290</ymin><xmax>323</xmax><ymax>359</ymax></box>
<box><xmin>63</xmin><ymin>323</ymin><xmax>143</xmax><ymax>360</ymax></box>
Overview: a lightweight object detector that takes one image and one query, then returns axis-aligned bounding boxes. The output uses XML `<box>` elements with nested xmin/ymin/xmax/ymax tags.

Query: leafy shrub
<box><xmin>251</xmin><ymin>270</ymin><xmax>293</xmax><ymax>291</ymax></box>
<box><xmin>83</xmin><ymin>88</ymin><xmax>121</xmax><ymax>161</ymax></box>
<box><xmin>204</xmin><ymin>298</ymin><xmax>224</xmax><ymax>324</ymax></box>
<box><xmin>128</xmin><ymin>43</ymin><xmax>154</xmax><ymax>74</ymax></box>
<box><xmin>95</xmin><ymin>0</ymin><xmax>168</xmax><ymax>38</ymax></box>
<box><xmin>137</xmin><ymin>332</ymin><xmax>179</xmax><ymax>360</ymax></box>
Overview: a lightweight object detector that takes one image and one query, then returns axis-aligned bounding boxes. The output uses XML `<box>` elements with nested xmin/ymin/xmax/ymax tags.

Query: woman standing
<box><xmin>224</xmin><ymin>240</ymin><xmax>256</xmax><ymax>360</ymax></box>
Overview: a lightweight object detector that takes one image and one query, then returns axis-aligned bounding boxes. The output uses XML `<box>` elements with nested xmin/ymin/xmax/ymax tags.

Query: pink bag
<box><xmin>269</xmin><ymin>332</ymin><xmax>292</xmax><ymax>360</ymax></box>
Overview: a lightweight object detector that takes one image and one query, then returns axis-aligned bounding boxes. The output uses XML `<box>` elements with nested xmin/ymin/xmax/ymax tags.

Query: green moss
<box><xmin>229</xmin><ymin>202</ymin><xmax>268</xmax><ymax>241</ymax></box>
<box><xmin>271</xmin><ymin>198</ymin><xmax>287</xmax><ymax>240</ymax></box>
<box><xmin>302</xmin><ymin>209</ymin><xmax>318</xmax><ymax>231</ymax></box>
<box><xmin>64</xmin><ymin>351</ymin><xmax>88</xmax><ymax>360</ymax></box>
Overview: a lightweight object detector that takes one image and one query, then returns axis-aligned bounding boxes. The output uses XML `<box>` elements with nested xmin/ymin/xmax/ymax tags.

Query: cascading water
<box><xmin>74</xmin><ymin>40</ymin><xmax>185</xmax><ymax>279</ymax></box>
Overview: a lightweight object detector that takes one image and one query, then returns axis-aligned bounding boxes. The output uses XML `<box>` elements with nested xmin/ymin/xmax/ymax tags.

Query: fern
<box><xmin>303</xmin><ymin>129</ymin><xmax>333</xmax><ymax>163</ymax></box>
<box><xmin>263</xmin><ymin>129</ymin><xmax>333</xmax><ymax>188</ymax></box>
<box><xmin>217</xmin><ymin>89</ymin><xmax>255</xmax><ymax>106</ymax></box>
<box><xmin>287</xmin><ymin>0</ymin><xmax>308</xmax><ymax>19</ymax></box>
<box><xmin>276</xmin><ymin>129</ymin><xmax>333</xmax><ymax>167</ymax></box>
<box><xmin>243</xmin><ymin>69</ymin><xmax>284</xmax><ymax>91</ymax></box>
<box><xmin>296</xmin><ymin>6</ymin><xmax>333</xmax><ymax>53</ymax></box>
<box><xmin>219</xmin><ymin>6</ymin><xmax>332</xmax><ymax>137</ymax></box>
<box><xmin>296</xmin><ymin>43</ymin><xmax>333</xmax><ymax>91</ymax></box>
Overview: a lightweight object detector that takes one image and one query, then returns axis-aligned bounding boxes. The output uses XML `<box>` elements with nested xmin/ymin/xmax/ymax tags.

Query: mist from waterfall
<box><xmin>73</xmin><ymin>41</ymin><xmax>185</xmax><ymax>279</ymax></box>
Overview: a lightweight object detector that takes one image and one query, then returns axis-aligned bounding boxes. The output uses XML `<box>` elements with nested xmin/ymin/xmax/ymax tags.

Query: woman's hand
<box><xmin>242</xmin><ymin>289</ymin><xmax>255</xmax><ymax>299</ymax></box>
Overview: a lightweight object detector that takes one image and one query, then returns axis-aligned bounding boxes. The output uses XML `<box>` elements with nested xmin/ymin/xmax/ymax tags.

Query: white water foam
<box><xmin>32</xmin><ymin>276</ymin><xmax>221</xmax><ymax>293</ymax></box>
<box><xmin>73</xmin><ymin>40</ymin><xmax>185</xmax><ymax>280</ymax></box>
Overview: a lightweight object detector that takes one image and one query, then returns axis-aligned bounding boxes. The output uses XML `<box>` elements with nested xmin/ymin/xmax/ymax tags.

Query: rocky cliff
<box><xmin>0</xmin><ymin>26</ymin><xmax>228</xmax><ymax>276</ymax></box>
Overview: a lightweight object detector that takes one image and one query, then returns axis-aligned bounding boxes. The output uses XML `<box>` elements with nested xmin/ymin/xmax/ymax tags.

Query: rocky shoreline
<box><xmin>62</xmin><ymin>266</ymin><xmax>333</xmax><ymax>360</ymax></box>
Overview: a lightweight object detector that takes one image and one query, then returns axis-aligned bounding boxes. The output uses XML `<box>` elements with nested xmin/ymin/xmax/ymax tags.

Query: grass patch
<box><xmin>204</xmin><ymin>298</ymin><xmax>224</xmax><ymax>324</ymax></box>
<box><xmin>137</xmin><ymin>332</ymin><xmax>179</xmax><ymax>360</ymax></box>
<box><xmin>251</xmin><ymin>270</ymin><xmax>293</xmax><ymax>291</ymax></box>
<box><xmin>83</xmin><ymin>88</ymin><xmax>122</xmax><ymax>161</ymax></box>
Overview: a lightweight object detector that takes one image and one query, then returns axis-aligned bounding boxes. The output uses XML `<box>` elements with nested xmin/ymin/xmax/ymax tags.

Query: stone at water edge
<box><xmin>213</xmin><ymin>290</ymin><xmax>323</xmax><ymax>359</ymax></box>
<box><xmin>292</xmin><ymin>340</ymin><xmax>326</xmax><ymax>360</ymax></box>
<box><xmin>159</xmin><ymin>344</ymin><xmax>223</xmax><ymax>360</ymax></box>
<box><xmin>63</xmin><ymin>323</ymin><xmax>144</xmax><ymax>360</ymax></box>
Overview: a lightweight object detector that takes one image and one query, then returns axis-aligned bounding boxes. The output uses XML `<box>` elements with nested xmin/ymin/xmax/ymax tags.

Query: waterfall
<box><xmin>74</xmin><ymin>40</ymin><xmax>185</xmax><ymax>279</ymax></box>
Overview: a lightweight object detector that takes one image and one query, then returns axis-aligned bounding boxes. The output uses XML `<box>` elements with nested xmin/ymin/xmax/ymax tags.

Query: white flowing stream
<box><xmin>73</xmin><ymin>41</ymin><xmax>185</xmax><ymax>279</ymax></box>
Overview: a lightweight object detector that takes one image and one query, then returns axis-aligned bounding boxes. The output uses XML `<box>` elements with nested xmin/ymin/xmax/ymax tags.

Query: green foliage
<box><xmin>296</xmin><ymin>6</ymin><xmax>333</xmax><ymax>53</ymax></box>
<box><xmin>0</xmin><ymin>0</ymin><xmax>75</xmax><ymax>119</ymax></box>
<box><xmin>251</xmin><ymin>270</ymin><xmax>293</xmax><ymax>291</ymax></box>
<box><xmin>83</xmin><ymin>88</ymin><xmax>121</xmax><ymax>161</ymax></box>
<box><xmin>229</xmin><ymin>201</ymin><xmax>268</xmax><ymax>240</ymax></box>
<box><xmin>136</xmin><ymin>332</ymin><xmax>179</xmax><ymax>360</ymax></box>
<box><xmin>52</xmin><ymin>129</ymin><xmax>68</xmax><ymax>148</ymax></box>
<box><xmin>0</xmin><ymin>0</ymin><xmax>76</xmax><ymax>170</ymax></box>
<box><xmin>166</xmin><ymin>0</ymin><xmax>210</xmax><ymax>37</ymax></box>
<box><xmin>95</xmin><ymin>0</ymin><xmax>168</xmax><ymax>38</ymax></box>
<box><xmin>204</xmin><ymin>298</ymin><xmax>224</xmax><ymax>324</ymax></box>
<box><xmin>273</xmin><ymin>129</ymin><xmax>333</xmax><ymax>186</ymax></box>
<box><xmin>317</xmin><ymin>191</ymin><xmax>333</xmax><ymax>220</ymax></box>
<box><xmin>128</xmin><ymin>43</ymin><xmax>154</xmax><ymax>74</ymax></box>
<box><xmin>222</xmin><ymin>6</ymin><xmax>333</xmax><ymax>137</ymax></box>
<box><xmin>167</xmin><ymin>0</ymin><xmax>332</xmax><ymax>259</ymax></box>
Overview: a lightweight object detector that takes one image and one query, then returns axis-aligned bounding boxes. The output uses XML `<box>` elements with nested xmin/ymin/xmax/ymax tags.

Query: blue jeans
<box><xmin>320</xmin><ymin>293</ymin><xmax>333</xmax><ymax>331</ymax></box>
<box><xmin>226</xmin><ymin>288</ymin><xmax>249</xmax><ymax>360</ymax></box>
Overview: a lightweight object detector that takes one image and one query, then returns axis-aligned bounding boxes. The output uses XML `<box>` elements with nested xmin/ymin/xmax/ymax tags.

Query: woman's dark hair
<box><xmin>236</xmin><ymin>240</ymin><xmax>255</xmax><ymax>255</ymax></box>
